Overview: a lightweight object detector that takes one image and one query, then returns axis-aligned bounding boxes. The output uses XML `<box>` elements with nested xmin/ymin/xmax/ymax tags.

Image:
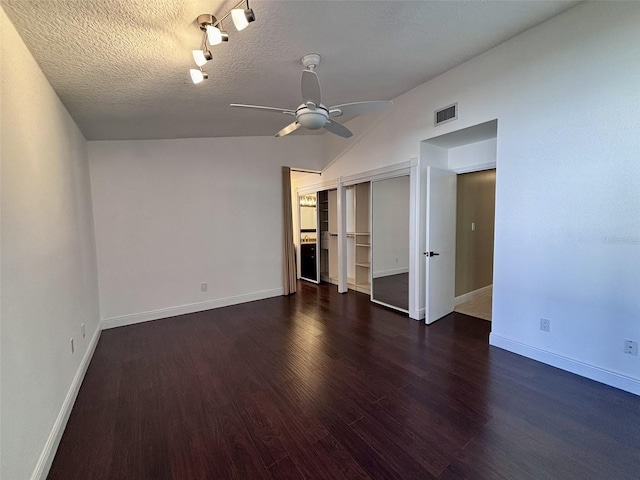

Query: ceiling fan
<box><xmin>230</xmin><ymin>54</ymin><xmax>393</xmax><ymax>138</ymax></box>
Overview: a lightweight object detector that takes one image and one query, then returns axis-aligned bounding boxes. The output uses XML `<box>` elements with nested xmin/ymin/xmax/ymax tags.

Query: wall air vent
<box><xmin>434</xmin><ymin>103</ymin><xmax>458</xmax><ymax>126</ymax></box>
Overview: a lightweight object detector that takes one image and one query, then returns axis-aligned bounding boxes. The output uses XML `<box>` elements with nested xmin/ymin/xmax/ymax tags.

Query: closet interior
<box><xmin>313</xmin><ymin>183</ymin><xmax>371</xmax><ymax>294</ymax></box>
<box><xmin>346</xmin><ymin>182</ymin><xmax>371</xmax><ymax>294</ymax></box>
<box><xmin>318</xmin><ymin>189</ymin><xmax>337</xmax><ymax>284</ymax></box>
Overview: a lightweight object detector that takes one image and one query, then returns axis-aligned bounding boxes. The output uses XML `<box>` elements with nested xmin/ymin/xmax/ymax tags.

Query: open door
<box><xmin>425</xmin><ymin>166</ymin><xmax>457</xmax><ymax>324</ymax></box>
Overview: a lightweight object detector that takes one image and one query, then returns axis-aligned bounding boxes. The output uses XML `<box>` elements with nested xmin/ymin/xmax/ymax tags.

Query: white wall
<box><xmin>300</xmin><ymin>2</ymin><xmax>640</xmax><ymax>394</ymax></box>
<box><xmin>448</xmin><ymin>138</ymin><xmax>496</xmax><ymax>172</ymax></box>
<box><xmin>1</xmin><ymin>9</ymin><xmax>101</xmax><ymax>479</ymax></box>
<box><xmin>89</xmin><ymin>136</ymin><xmax>325</xmax><ymax>327</ymax></box>
<box><xmin>372</xmin><ymin>175</ymin><xmax>410</xmax><ymax>277</ymax></box>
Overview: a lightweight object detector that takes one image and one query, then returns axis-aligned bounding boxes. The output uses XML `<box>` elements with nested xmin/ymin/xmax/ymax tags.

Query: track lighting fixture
<box><xmin>190</xmin><ymin>1</ymin><xmax>256</xmax><ymax>84</ymax></box>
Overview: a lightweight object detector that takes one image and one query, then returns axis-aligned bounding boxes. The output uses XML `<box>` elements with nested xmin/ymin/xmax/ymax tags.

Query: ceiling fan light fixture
<box><xmin>192</xmin><ymin>49</ymin><xmax>212</xmax><ymax>67</ymax></box>
<box><xmin>232</xmin><ymin>8</ymin><xmax>255</xmax><ymax>31</ymax></box>
<box><xmin>297</xmin><ymin>109</ymin><xmax>328</xmax><ymax>130</ymax></box>
<box><xmin>190</xmin><ymin>69</ymin><xmax>208</xmax><ymax>84</ymax></box>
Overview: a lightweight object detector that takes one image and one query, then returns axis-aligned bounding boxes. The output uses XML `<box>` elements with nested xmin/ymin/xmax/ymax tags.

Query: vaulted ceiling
<box><xmin>3</xmin><ymin>0</ymin><xmax>580</xmax><ymax>140</ymax></box>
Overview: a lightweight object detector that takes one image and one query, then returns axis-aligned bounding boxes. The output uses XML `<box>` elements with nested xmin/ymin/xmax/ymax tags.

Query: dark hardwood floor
<box><xmin>49</xmin><ymin>282</ymin><xmax>640</xmax><ymax>479</ymax></box>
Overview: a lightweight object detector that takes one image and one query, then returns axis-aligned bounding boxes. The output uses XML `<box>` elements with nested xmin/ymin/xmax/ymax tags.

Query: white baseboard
<box><xmin>489</xmin><ymin>333</ymin><xmax>640</xmax><ymax>396</ymax></box>
<box><xmin>409</xmin><ymin>307</ymin><xmax>425</xmax><ymax>321</ymax></box>
<box><xmin>454</xmin><ymin>284</ymin><xmax>492</xmax><ymax>307</ymax></box>
<box><xmin>372</xmin><ymin>267</ymin><xmax>409</xmax><ymax>278</ymax></box>
<box><xmin>31</xmin><ymin>324</ymin><xmax>102</xmax><ymax>480</ymax></box>
<box><xmin>101</xmin><ymin>288</ymin><xmax>285</xmax><ymax>329</ymax></box>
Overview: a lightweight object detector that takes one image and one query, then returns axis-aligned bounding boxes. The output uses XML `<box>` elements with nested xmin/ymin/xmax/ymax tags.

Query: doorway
<box><xmin>299</xmin><ymin>192</ymin><xmax>318</xmax><ymax>282</ymax></box>
<box><xmin>290</xmin><ymin>170</ymin><xmax>321</xmax><ymax>283</ymax></box>
<box><xmin>453</xmin><ymin>169</ymin><xmax>496</xmax><ymax>321</ymax></box>
<box><xmin>422</xmin><ymin>119</ymin><xmax>497</xmax><ymax>324</ymax></box>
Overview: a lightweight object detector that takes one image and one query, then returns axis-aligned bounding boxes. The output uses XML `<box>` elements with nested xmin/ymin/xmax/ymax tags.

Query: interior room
<box><xmin>453</xmin><ymin>168</ymin><xmax>496</xmax><ymax>321</ymax></box>
<box><xmin>2</xmin><ymin>1</ymin><xmax>639</xmax><ymax>479</ymax></box>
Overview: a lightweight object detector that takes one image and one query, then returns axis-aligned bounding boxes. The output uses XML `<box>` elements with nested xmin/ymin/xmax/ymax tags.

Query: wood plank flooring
<box><xmin>48</xmin><ymin>282</ymin><xmax>640</xmax><ymax>479</ymax></box>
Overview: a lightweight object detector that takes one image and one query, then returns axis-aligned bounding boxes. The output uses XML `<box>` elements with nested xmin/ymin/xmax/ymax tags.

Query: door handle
<box><xmin>423</xmin><ymin>251</ymin><xmax>440</xmax><ymax>257</ymax></box>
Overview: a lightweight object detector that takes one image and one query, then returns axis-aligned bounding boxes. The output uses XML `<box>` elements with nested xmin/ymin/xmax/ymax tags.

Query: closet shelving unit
<box><xmin>318</xmin><ymin>191</ymin><xmax>330</xmax><ymax>282</ymax></box>
<box><xmin>347</xmin><ymin>182</ymin><xmax>371</xmax><ymax>294</ymax></box>
<box><xmin>319</xmin><ymin>189</ymin><xmax>339</xmax><ymax>285</ymax></box>
<box><xmin>317</xmin><ymin>184</ymin><xmax>369</xmax><ymax>291</ymax></box>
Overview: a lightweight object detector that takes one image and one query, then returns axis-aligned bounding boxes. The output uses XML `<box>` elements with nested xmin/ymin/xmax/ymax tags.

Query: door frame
<box><xmin>422</xmin><ymin>162</ymin><xmax>496</xmax><ymax>324</ymax></box>
<box><xmin>297</xmin><ymin>179</ymin><xmax>338</xmax><ymax>286</ymax></box>
<box><xmin>297</xmin><ymin>191</ymin><xmax>320</xmax><ymax>284</ymax></box>
<box><xmin>450</xmin><ymin>165</ymin><xmax>497</xmax><ymax>315</ymax></box>
<box><xmin>420</xmin><ymin>119</ymin><xmax>498</xmax><ymax>324</ymax></box>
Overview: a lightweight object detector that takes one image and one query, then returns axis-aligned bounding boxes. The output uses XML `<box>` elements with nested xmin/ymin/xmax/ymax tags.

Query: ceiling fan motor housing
<box><xmin>296</xmin><ymin>104</ymin><xmax>328</xmax><ymax>129</ymax></box>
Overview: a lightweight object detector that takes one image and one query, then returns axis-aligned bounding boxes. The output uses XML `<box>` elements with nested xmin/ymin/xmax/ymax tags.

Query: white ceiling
<box><xmin>3</xmin><ymin>0</ymin><xmax>580</xmax><ymax>140</ymax></box>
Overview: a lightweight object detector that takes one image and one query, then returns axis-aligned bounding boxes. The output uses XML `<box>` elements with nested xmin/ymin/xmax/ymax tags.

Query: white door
<box><xmin>425</xmin><ymin>166</ymin><xmax>457</xmax><ymax>324</ymax></box>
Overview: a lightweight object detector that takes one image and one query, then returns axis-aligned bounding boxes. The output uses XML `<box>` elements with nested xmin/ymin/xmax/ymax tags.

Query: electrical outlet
<box><xmin>201</xmin><ymin>282</ymin><xmax>208</xmax><ymax>292</ymax></box>
<box><xmin>540</xmin><ymin>318</ymin><xmax>551</xmax><ymax>332</ymax></box>
<box><xmin>471</xmin><ymin>222</ymin><xmax>476</xmax><ymax>231</ymax></box>
<box><xmin>70</xmin><ymin>338</ymin><xmax>74</xmax><ymax>354</ymax></box>
<box><xmin>624</xmin><ymin>340</ymin><xmax>638</xmax><ymax>356</ymax></box>
<box><xmin>81</xmin><ymin>323</ymin><xmax>85</xmax><ymax>338</ymax></box>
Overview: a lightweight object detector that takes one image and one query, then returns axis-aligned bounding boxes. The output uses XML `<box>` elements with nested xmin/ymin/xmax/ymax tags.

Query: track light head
<box><xmin>190</xmin><ymin>69</ymin><xmax>208</xmax><ymax>84</ymax></box>
<box><xmin>232</xmin><ymin>8</ymin><xmax>255</xmax><ymax>31</ymax></box>
<box><xmin>192</xmin><ymin>49</ymin><xmax>212</xmax><ymax>67</ymax></box>
<box><xmin>196</xmin><ymin>14</ymin><xmax>222</xmax><ymax>45</ymax></box>
<box><xmin>206</xmin><ymin>25</ymin><xmax>222</xmax><ymax>45</ymax></box>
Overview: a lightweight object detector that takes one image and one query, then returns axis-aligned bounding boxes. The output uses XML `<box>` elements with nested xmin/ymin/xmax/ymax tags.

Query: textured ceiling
<box><xmin>3</xmin><ymin>0</ymin><xmax>580</xmax><ymax>140</ymax></box>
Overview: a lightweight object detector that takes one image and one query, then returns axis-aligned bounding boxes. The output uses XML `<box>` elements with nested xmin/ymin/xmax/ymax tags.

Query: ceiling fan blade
<box><xmin>323</xmin><ymin>119</ymin><xmax>353</xmax><ymax>138</ymax></box>
<box><xmin>230</xmin><ymin>104</ymin><xmax>295</xmax><ymax>115</ymax></box>
<box><xmin>328</xmin><ymin>100</ymin><xmax>393</xmax><ymax>118</ymax></box>
<box><xmin>301</xmin><ymin>70</ymin><xmax>322</xmax><ymax>105</ymax></box>
<box><xmin>275</xmin><ymin>122</ymin><xmax>301</xmax><ymax>138</ymax></box>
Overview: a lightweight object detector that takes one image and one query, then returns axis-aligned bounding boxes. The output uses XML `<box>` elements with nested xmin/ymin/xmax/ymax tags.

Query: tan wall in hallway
<box><xmin>455</xmin><ymin>169</ymin><xmax>496</xmax><ymax>296</ymax></box>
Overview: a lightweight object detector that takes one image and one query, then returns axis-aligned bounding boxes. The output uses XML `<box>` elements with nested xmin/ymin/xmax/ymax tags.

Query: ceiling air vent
<box><xmin>434</xmin><ymin>103</ymin><xmax>457</xmax><ymax>126</ymax></box>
